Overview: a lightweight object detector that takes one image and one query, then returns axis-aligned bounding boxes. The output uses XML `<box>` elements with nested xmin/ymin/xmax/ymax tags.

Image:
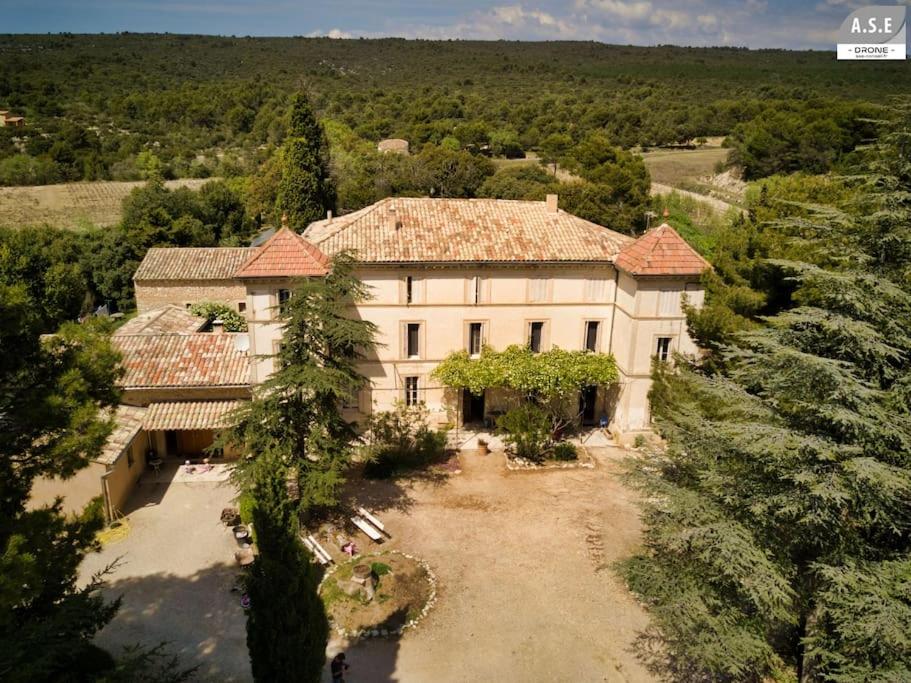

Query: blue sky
<box><xmin>0</xmin><ymin>0</ymin><xmax>900</xmax><ymax>49</ymax></box>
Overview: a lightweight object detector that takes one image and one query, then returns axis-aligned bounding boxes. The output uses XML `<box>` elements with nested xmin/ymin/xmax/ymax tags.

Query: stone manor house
<box><xmin>33</xmin><ymin>194</ymin><xmax>709</xmax><ymax>518</ymax></box>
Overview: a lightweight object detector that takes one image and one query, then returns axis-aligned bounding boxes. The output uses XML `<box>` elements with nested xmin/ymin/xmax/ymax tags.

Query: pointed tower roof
<box><xmin>235</xmin><ymin>227</ymin><xmax>330</xmax><ymax>278</ymax></box>
<box><xmin>614</xmin><ymin>217</ymin><xmax>710</xmax><ymax>277</ymax></box>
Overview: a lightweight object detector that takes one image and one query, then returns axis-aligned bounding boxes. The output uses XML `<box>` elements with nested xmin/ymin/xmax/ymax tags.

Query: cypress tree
<box><xmin>275</xmin><ymin>93</ymin><xmax>336</xmax><ymax>228</ymax></box>
<box><xmin>244</xmin><ymin>453</ymin><xmax>328</xmax><ymax>683</ymax></box>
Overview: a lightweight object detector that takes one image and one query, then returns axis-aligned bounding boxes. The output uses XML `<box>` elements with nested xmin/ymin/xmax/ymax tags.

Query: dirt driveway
<box><xmin>80</xmin><ymin>446</ymin><xmax>653</xmax><ymax>682</ymax></box>
<box><xmin>328</xmin><ymin>447</ymin><xmax>654</xmax><ymax>683</ymax></box>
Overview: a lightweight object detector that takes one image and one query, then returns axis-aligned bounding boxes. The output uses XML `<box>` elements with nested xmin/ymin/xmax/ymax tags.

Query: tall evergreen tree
<box><xmin>0</xmin><ymin>283</ymin><xmax>124</xmax><ymax>680</ymax></box>
<box><xmin>244</xmin><ymin>452</ymin><xmax>328</xmax><ymax>683</ymax></box>
<box><xmin>275</xmin><ymin>93</ymin><xmax>336</xmax><ymax>229</ymax></box>
<box><xmin>620</xmin><ymin>107</ymin><xmax>911</xmax><ymax>681</ymax></box>
<box><xmin>223</xmin><ymin>252</ymin><xmax>376</xmax><ymax>682</ymax></box>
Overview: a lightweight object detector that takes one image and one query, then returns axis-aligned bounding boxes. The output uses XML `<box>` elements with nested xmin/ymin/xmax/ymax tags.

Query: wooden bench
<box><xmin>351</xmin><ymin>516</ymin><xmax>383</xmax><ymax>542</ymax></box>
<box><xmin>357</xmin><ymin>507</ymin><xmax>390</xmax><ymax>537</ymax></box>
<box><xmin>301</xmin><ymin>534</ymin><xmax>333</xmax><ymax>565</ymax></box>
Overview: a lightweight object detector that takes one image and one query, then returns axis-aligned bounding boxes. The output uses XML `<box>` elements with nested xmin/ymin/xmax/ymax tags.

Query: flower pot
<box><xmin>477</xmin><ymin>440</ymin><xmax>489</xmax><ymax>456</ymax></box>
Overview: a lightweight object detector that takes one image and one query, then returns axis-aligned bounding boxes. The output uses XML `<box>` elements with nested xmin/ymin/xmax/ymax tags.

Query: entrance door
<box><xmin>462</xmin><ymin>390</ymin><xmax>486</xmax><ymax>425</ymax></box>
<box><xmin>165</xmin><ymin>430</ymin><xmax>178</xmax><ymax>457</ymax></box>
<box><xmin>580</xmin><ymin>385</ymin><xmax>597</xmax><ymax>425</ymax></box>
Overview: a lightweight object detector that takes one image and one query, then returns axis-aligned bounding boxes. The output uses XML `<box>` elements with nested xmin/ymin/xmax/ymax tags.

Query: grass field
<box><xmin>0</xmin><ymin>178</ymin><xmax>213</xmax><ymax>230</ymax></box>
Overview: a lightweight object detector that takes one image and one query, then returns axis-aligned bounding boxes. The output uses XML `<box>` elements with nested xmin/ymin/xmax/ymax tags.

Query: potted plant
<box><xmin>477</xmin><ymin>438</ymin><xmax>489</xmax><ymax>456</ymax></box>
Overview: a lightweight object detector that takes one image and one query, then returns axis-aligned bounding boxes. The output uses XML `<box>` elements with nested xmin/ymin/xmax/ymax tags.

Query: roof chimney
<box><xmin>387</xmin><ymin>205</ymin><xmax>398</xmax><ymax>231</ymax></box>
<box><xmin>545</xmin><ymin>194</ymin><xmax>558</xmax><ymax>213</ymax></box>
<box><xmin>211</xmin><ymin>318</ymin><xmax>225</xmax><ymax>335</ymax></box>
<box><xmin>281</xmin><ymin>212</ymin><xmax>289</xmax><ymax>230</ymax></box>
<box><xmin>326</xmin><ymin>209</ymin><xmax>333</xmax><ymax>224</ymax></box>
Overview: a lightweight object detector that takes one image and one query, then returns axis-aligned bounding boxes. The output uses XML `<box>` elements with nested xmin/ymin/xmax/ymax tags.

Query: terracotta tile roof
<box><xmin>143</xmin><ymin>400</ymin><xmax>245</xmax><ymax>431</ymax></box>
<box><xmin>303</xmin><ymin>197</ymin><xmax>633</xmax><ymax>263</ymax></box>
<box><xmin>234</xmin><ymin>228</ymin><xmax>330</xmax><ymax>278</ymax></box>
<box><xmin>614</xmin><ymin>222</ymin><xmax>711</xmax><ymax>277</ymax></box>
<box><xmin>97</xmin><ymin>405</ymin><xmax>147</xmax><ymax>465</ymax></box>
<box><xmin>134</xmin><ymin>247</ymin><xmax>257</xmax><ymax>281</ymax></box>
<box><xmin>113</xmin><ymin>333</ymin><xmax>250</xmax><ymax>388</ymax></box>
<box><xmin>114</xmin><ymin>305</ymin><xmax>206</xmax><ymax>337</ymax></box>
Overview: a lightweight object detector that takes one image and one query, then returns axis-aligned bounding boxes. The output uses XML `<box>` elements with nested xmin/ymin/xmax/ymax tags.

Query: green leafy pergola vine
<box><xmin>432</xmin><ymin>344</ymin><xmax>619</xmax><ymax>402</ymax></box>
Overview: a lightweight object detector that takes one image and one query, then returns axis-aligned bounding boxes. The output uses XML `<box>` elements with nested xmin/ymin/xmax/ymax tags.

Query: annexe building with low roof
<box><xmin>31</xmin><ymin>306</ymin><xmax>253</xmax><ymax>518</ymax></box>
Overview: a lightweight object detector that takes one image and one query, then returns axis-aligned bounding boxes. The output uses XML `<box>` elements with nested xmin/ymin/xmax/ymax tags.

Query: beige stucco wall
<box><xmin>103</xmin><ymin>434</ymin><xmax>148</xmax><ymax>516</ymax></box>
<box><xmin>242</xmin><ymin>264</ymin><xmax>703</xmax><ymax>432</ymax></box>
<box><xmin>135</xmin><ymin>279</ymin><xmax>248</xmax><ymax>313</ymax></box>
<box><xmin>29</xmin><ymin>461</ymin><xmax>107</xmax><ymax>516</ymax></box>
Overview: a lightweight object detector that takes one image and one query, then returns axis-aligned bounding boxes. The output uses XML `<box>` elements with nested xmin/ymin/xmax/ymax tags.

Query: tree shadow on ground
<box><xmin>95</xmin><ymin>562</ymin><xmax>251</xmax><ymax>682</ymax></box>
<box><xmin>340</xmin><ymin>461</ymin><xmax>451</xmax><ymax>516</ymax></box>
<box><xmin>628</xmin><ymin>627</ymin><xmax>713</xmax><ymax>683</ymax></box>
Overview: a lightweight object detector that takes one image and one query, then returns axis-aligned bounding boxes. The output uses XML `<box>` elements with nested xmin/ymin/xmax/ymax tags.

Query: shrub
<box><xmin>189</xmin><ymin>301</ymin><xmax>247</xmax><ymax>332</ymax></box>
<box><xmin>238</xmin><ymin>491</ymin><xmax>257</xmax><ymax>525</ymax></box>
<box><xmin>552</xmin><ymin>441</ymin><xmax>578</xmax><ymax>461</ymax></box>
<box><xmin>362</xmin><ymin>401</ymin><xmax>447</xmax><ymax>479</ymax></box>
<box><xmin>497</xmin><ymin>403</ymin><xmax>551</xmax><ymax>462</ymax></box>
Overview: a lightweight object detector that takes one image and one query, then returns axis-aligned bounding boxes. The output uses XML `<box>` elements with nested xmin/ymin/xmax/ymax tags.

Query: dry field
<box><xmin>640</xmin><ymin>147</ymin><xmax>729</xmax><ymax>187</ymax></box>
<box><xmin>0</xmin><ymin>178</ymin><xmax>213</xmax><ymax>230</ymax></box>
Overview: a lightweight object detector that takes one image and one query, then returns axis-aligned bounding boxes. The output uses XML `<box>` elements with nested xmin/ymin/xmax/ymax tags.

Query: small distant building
<box><xmin>377</xmin><ymin>138</ymin><xmax>409</xmax><ymax>155</ymax></box>
<box><xmin>0</xmin><ymin>112</ymin><xmax>24</xmax><ymax>128</ymax></box>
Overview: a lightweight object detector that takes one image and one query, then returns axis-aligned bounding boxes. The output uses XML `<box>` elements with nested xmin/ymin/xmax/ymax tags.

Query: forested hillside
<box><xmin>0</xmin><ymin>35</ymin><xmax>903</xmax><ymax>185</ymax></box>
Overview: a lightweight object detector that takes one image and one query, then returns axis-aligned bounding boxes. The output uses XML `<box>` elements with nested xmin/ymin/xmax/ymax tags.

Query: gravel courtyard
<box><xmin>82</xmin><ymin>446</ymin><xmax>654</xmax><ymax>682</ymax></box>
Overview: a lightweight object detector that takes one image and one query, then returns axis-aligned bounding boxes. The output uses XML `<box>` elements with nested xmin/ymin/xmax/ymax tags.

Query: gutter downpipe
<box><xmin>607</xmin><ymin>266</ymin><xmax>620</xmax><ymax>356</ymax></box>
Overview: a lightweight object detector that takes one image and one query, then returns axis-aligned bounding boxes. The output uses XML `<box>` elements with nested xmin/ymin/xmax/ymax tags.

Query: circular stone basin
<box><xmin>320</xmin><ymin>552</ymin><xmax>433</xmax><ymax>637</ymax></box>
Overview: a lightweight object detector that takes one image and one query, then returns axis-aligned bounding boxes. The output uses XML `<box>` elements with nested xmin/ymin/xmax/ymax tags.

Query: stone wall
<box><xmin>135</xmin><ymin>279</ymin><xmax>247</xmax><ymax>313</ymax></box>
<box><xmin>120</xmin><ymin>386</ymin><xmax>252</xmax><ymax>407</ymax></box>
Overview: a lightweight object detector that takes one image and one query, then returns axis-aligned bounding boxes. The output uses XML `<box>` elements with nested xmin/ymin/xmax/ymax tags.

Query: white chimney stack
<box><xmin>546</xmin><ymin>194</ymin><xmax>558</xmax><ymax>213</ymax></box>
<box><xmin>211</xmin><ymin>318</ymin><xmax>225</xmax><ymax>335</ymax></box>
<box><xmin>326</xmin><ymin>210</ymin><xmax>333</xmax><ymax>224</ymax></box>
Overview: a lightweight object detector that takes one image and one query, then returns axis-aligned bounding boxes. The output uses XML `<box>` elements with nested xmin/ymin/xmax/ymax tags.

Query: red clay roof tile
<box><xmin>234</xmin><ymin>228</ymin><xmax>330</xmax><ymax>278</ymax></box>
<box><xmin>614</xmin><ymin>222</ymin><xmax>710</xmax><ymax>277</ymax></box>
<box><xmin>113</xmin><ymin>333</ymin><xmax>250</xmax><ymax>388</ymax></box>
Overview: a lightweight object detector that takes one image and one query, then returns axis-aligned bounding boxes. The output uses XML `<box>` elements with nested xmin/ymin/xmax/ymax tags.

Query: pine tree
<box><xmin>275</xmin><ymin>93</ymin><xmax>336</xmax><ymax>228</ymax></box>
<box><xmin>620</xmin><ymin>108</ymin><xmax>911</xmax><ymax>681</ymax></box>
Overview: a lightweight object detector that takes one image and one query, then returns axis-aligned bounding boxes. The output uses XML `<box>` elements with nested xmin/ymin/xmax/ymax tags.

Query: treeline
<box><xmin>0</xmin><ymin>35</ymin><xmax>904</xmax><ymax>185</ymax></box>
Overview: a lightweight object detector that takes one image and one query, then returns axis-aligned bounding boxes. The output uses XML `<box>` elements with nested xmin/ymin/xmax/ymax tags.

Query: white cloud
<box><xmin>580</xmin><ymin>0</ymin><xmax>653</xmax><ymax>21</ymax></box>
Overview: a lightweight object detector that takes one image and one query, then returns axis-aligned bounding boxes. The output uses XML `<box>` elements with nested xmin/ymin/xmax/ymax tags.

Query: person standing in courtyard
<box><xmin>331</xmin><ymin>652</ymin><xmax>349</xmax><ymax>682</ymax></box>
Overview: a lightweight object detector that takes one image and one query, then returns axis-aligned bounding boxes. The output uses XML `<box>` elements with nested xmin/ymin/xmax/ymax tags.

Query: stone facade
<box><xmin>135</xmin><ymin>279</ymin><xmax>248</xmax><ymax>313</ymax></box>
